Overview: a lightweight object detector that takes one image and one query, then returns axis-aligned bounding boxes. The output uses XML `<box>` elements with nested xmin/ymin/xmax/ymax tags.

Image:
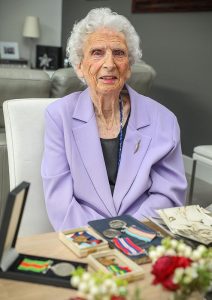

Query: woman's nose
<box><xmin>103</xmin><ymin>51</ymin><xmax>115</xmax><ymax>70</ymax></box>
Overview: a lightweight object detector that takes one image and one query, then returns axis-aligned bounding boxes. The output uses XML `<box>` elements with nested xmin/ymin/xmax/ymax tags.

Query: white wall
<box><xmin>0</xmin><ymin>0</ymin><xmax>62</xmax><ymax>67</ymax></box>
<box><xmin>62</xmin><ymin>0</ymin><xmax>212</xmax><ymax>156</ymax></box>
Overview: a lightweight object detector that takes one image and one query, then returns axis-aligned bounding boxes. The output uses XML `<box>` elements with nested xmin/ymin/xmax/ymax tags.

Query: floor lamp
<box><xmin>22</xmin><ymin>16</ymin><xmax>40</xmax><ymax>68</ymax></box>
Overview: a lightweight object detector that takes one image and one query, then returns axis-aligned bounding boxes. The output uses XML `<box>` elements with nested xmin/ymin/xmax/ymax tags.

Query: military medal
<box><xmin>50</xmin><ymin>262</ymin><xmax>75</xmax><ymax>277</ymax></box>
<box><xmin>98</xmin><ymin>257</ymin><xmax>131</xmax><ymax>275</ymax></box>
<box><xmin>103</xmin><ymin>228</ymin><xmax>121</xmax><ymax>238</ymax></box>
<box><xmin>109</xmin><ymin>220</ymin><xmax>127</xmax><ymax>229</ymax></box>
<box><xmin>98</xmin><ymin>257</ymin><xmax>115</xmax><ymax>266</ymax></box>
<box><xmin>73</xmin><ymin>235</ymin><xmax>88</xmax><ymax>243</ymax></box>
<box><xmin>70</xmin><ymin>231</ymin><xmax>103</xmax><ymax>247</ymax></box>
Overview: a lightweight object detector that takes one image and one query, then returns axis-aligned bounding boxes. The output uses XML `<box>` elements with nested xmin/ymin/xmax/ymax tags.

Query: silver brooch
<box><xmin>134</xmin><ymin>140</ymin><xmax>141</xmax><ymax>154</ymax></box>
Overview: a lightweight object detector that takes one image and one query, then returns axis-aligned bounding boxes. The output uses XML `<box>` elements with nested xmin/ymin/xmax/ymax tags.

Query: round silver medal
<box><xmin>109</xmin><ymin>220</ymin><xmax>127</xmax><ymax>229</ymax></box>
<box><xmin>102</xmin><ymin>228</ymin><xmax>121</xmax><ymax>239</ymax></box>
<box><xmin>51</xmin><ymin>262</ymin><xmax>75</xmax><ymax>277</ymax></box>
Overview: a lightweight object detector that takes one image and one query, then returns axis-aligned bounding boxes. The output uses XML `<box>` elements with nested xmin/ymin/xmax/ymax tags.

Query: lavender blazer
<box><xmin>41</xmin><ymin>85</ymin><xmax>187</xmax><ymax>231</ymax></box>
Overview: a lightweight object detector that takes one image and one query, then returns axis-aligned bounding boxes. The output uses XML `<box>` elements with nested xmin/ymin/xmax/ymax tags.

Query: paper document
<box><xmin>157</xmin><ymin>205</ymin><xmax>212</xmax><ymax>245</ymax></box>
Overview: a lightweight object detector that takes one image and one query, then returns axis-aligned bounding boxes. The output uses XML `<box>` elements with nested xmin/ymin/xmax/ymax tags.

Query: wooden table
<box><xmin>0</xmin><ymin>231</ymin><xmax>171</xmax><ymax>300</ymax></box>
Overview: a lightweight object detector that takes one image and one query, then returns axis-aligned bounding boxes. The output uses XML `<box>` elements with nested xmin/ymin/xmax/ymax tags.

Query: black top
<box><xmin>100</xmin><ymin>115</ymin><xmax>130</xmax><ymax>195</ymax></box>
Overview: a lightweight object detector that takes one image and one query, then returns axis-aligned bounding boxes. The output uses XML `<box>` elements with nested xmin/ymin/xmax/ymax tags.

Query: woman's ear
<box><xmin>126</xmin><ymin>66</ymin><xmax>131</xmax><ymax>80</ymax></box>
<box><xmin>76</xmin><ymin>62</ymin><xmax>84</xmax><ymax>78</ymax></box>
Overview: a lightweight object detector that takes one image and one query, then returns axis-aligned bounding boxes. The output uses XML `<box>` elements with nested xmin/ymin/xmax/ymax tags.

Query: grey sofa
<box><xmin>0</xmin><ymin>61</ymin><xmax>156</xmax><ymax>224</ymax></box>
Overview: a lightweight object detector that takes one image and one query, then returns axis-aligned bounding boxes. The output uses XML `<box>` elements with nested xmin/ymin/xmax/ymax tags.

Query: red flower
<box><xmin>151</xmin><ymin>256</ymin><xmax>192</xmax><ymax>291</ymax></box>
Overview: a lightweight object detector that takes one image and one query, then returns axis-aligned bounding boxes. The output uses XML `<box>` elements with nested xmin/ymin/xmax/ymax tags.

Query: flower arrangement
<box><xmin>70</xmin><ymin>267</ymin><xmax>128</xmax><ymax>300</ymax></box>
<box><xmin>149</xmin><ymin>237</ymin><xmax>212</xmax><ymax>300</ymax></box>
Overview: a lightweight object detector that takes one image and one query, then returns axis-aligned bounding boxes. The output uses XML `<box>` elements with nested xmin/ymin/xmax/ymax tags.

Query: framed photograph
<box><xmin>0</xmin><ymin>42</ymin><xmax>19</xmax><ymax>60</ymax></box>
<box><xmin>132</xmin><ymin>0</ymin><xmax>212</xmax><ymax>13</ymax></box>
<box><xmin>36</xmin><ymin>45</ymin><xmax>62</xmax><ymax>70</ymax></box>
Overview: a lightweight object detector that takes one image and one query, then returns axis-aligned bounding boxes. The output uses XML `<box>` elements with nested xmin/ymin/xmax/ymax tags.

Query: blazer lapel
<box><xmin>113</xmin><ymin>86</ymin><xmax>152</xmax><ymax>213</ymax></box>
<box><xmin>72</xmin><ymin>89</ymin><xmax>116</xmax><ymax>216</ymax></box>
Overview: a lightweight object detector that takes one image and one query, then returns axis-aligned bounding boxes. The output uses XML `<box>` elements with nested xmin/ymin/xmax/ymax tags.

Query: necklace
<box><xmin>118</xmin><ymin>96</ymin><xmax>123</xmax><ymax>168</ymax></box>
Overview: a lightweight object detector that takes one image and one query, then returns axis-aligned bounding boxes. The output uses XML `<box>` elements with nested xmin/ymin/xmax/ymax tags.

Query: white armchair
<box><xmin>3</xmin><ymin>98</ymin><xmax>56</xmax><ymax>236</ymax></box>
<box><xmin>188</xmin><ymin>145</ymin><xmax>212</xmax><ymax>205</ymax></box>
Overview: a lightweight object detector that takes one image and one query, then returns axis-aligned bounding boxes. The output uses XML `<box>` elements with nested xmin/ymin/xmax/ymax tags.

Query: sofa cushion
<box><xmin>127</xmin><ymin>62</ymin><xmax>156</xmax><ymax>95</ymax></box>
<box><xmin>50</xmin><ymin>61</ymin><xmax>156</xmax><ymax>98</ymax></box>
<box><xmin>50</xmin><ymin>68</ymin><xmax>85</xmax><ymax>98</ymax></box>
<box><xmin>0</xmin><ymin>68</ymin><xmax>51</xmax><ymax>128</ymax></box>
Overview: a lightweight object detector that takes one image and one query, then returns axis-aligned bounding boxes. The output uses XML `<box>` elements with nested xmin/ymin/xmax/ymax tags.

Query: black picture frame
<box><xmin>36</xmin><ymin>45</ymin><xmax>62</xmax><ymax>70</ymax></box>
<box><xmin>0</xmin><ymin>181</ymin><xmax>30</xmax><ymax>263</ymax></box>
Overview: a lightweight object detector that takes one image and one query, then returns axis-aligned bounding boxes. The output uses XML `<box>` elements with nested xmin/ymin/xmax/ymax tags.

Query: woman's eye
<box><xmin>91</xmin><ymin>49</ymin><xmax>104</xmax><ymax>56</ymax></box>
<box><xmin>113</xmin><ymin>49</ymin><xmax>126</xmax><ymax>56</ymax></box>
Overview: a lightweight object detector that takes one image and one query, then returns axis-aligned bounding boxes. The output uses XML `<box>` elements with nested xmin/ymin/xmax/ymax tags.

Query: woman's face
<box><xmin>76</xmin><ymin>28</ymin><xmax>131</xmax><ymax>96</ymax></box>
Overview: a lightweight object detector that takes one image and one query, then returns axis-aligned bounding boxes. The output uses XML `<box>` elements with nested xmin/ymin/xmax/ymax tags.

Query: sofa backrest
<box><xmin>127</xmin><ymin>62</ymin><xmax>156</xmax><ymax>95</ymax></box>
<box><xmin>50</xmin><ymin>67</ymin><xmax>85</xmax><ymax>98</ymax></box>
<box><xmin>0</xmin><ymin>61</ymin><xmax>156</xmax><ymax>130</ymax></box>
<box><xmin>50</xmin><ymin>61</ymin><xmax>156</xmax><ymax>98</ymax></box>
<box><xmin>0</xmin><ymin>68</ymin><xmax>51</xmax><ymax>129</ymax></box>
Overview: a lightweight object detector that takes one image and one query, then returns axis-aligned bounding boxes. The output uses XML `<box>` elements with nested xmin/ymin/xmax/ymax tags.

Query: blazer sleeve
<box><xmin>133</xmin><ymin>115</ymin><xmax>187</xmax><ymax>220</ymax></box>
<box><xmin>41</xmin><ymin>108</ymin><xmax>104</xmax><ymax>230</ymax></box>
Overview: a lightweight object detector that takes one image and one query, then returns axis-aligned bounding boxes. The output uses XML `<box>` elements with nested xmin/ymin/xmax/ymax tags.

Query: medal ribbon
<box><xmin>124</xmin><ymin>225</ymin><xmax>156</xmax><ymax>242</ymax></box>
<box><xmin>107</xmin><ymin>264</ymin><xmax>131</xmax><ymax>275</ymax></box>
<box><xmin>113</xmin><ymin>237</ymin><xmax>146</xmax><ymax>256</ymax></box>
<box><xmin>17</xmin><ymin>258</ymin><xmax>52</xmax><ymax>273</ymax></box>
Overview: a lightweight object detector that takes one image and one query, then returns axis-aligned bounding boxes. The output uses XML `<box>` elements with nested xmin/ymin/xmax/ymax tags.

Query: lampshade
<box><xmin>22</xmin><ymin>16</ymin><xmax>40</xmax><ymax>38</ymax></box>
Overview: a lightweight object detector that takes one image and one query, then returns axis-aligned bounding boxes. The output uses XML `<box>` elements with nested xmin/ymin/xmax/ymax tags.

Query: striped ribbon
<box><xmin>124</xmin><ymin>225</ymin><xmax>156</xmax><ymax>242</ymax></box>
<box><xmin>107</xmin><ymin>264</ymin><xmax>131</xmax><ymax>275</ymax></box>
<box><xmin>17</xmin><ymin>258</ymin><xmax>53</xmax><ymax>273</ymax></box>
<box><xmin>113</xmin><ymin>237</ymin><xmax>146</xmax><ymax>256</ymax></box>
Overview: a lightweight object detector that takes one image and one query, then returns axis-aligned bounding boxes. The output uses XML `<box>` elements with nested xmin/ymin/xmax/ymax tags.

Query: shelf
<box><xmin>0</xmin><ymin>58</ymin><xmax>29</xmax><ymax>68</ymax></box>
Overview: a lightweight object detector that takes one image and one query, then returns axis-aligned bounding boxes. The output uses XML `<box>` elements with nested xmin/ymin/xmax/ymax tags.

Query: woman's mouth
<box><xmin>99</xmin><ymin>75</ymin><xmax>117</xmax><ymax>84</ymax></box>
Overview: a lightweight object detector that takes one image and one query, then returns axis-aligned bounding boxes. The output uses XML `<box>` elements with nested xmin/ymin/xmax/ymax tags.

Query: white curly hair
<box><xmin>66</xmin><ymin>7</ymin><xmax>142</xmax><ymax>74</ymax></box>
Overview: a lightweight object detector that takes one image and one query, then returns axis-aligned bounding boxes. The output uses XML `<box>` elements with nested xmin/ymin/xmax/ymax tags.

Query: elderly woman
<box><xmin>41</xmin><ymin>8</ymin><xmax>187</xmax><ymax>231</ymax></box>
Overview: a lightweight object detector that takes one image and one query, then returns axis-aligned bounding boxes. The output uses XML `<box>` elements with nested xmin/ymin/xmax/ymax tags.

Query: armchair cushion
<box><xmin>0</xmin><ymin>133</ymin><xmax>9</xmax><ymax>225</ymax></box>
<box><xmin>3</xmin><ymin>98</ymin><xmax>55</xmax><ymax>236</ymax></box>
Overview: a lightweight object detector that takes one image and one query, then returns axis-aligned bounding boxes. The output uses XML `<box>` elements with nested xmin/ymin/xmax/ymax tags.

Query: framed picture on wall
<box><xmin>132</xmin><ymin>0</ymin><xmax>212</xmax><ymax>13</ymax></box>
<box><xmin>0</xmin><ymin>42</ymin><xmax>19</xmax><ymax>60</ymax></box>
<box><xmin>36</xmin><ymin>45</ymin><xmax>62</xmax><ymax>70</ymax></box>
